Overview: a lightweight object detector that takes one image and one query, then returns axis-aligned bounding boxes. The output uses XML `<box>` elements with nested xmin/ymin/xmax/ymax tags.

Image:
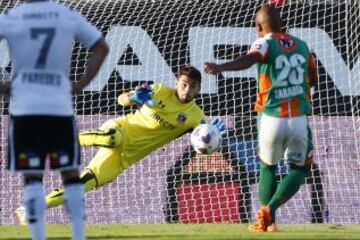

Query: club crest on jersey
<box><xmin>176</xmin><ymin>112</ymin><xmax>187</xmax><ymax>124</ymax></box>
<box><xmin>278</xmin><ymin>37</ymin><xmax>296</xmax><ymax>51</ymax></box>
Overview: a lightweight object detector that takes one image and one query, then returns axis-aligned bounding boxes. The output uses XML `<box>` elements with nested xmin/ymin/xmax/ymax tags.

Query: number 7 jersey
<box><xmin>0</xmin><ymin>1</ymin><xmax>102</xmax><ymax>116</ymax></box>
<box><xmin>248</xmin><ymin>33</ymin><xmax>315</xmax><ymax>118</ymax></box>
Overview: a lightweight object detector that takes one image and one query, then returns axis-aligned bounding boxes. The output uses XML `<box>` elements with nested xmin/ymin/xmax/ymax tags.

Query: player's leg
<box><xmin>48</xmin><ymin>116</ymin><xmax>86</xmax><ymax>240</ymax></box>
<box><xmin>249</xmin><ymin>114</ymin><xmax>285</xmax><ymax>232</ymax></box>
<box><xmin>9</xmin><ymin>116</ymin><xmax>47</xmax><ymax>239</ymax></box>
<box><xmin>23</xmin><ymin>173</ymin><xmax>46</xmax><ymax>240</ymax></box>
<box><xmin>46</xmin><ymin>119</ymin><xmax>126</xmax><ymax>208</ymax></box>
<box><xmin>79</xmin><ymin>119</ymin><xmax>124</xmax><ymax>148</ymax></box>
<box><xmin>46</xmin><ymin>147</ymin><xmax>124</xmax><ymax>208</ymax></box>
<box><xmin>267</xmin><ymin>116</ymin><xmax>312</xmax><ymax>222</ymax></box>
<box><xmin>61</xmin><ymin>169</ymin><xmax>86</xmax><ymax>240</ymax></box>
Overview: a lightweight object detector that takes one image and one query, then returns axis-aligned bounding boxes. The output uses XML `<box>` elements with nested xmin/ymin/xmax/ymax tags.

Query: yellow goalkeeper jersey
<box><xmin>115</xmin><ymin>83</ymin><xmax>206</xmax><ymax>166</ymax></box>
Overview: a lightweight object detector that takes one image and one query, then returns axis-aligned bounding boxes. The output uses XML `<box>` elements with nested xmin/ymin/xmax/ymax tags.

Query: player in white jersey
<box><xmin>0</xmin><ymin>0</ymin><xmax>109</xmax><ymax>239</ymax></box>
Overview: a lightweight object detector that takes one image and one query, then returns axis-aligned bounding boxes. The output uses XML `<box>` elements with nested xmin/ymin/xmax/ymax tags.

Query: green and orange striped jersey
<box><xmin>248</xmin><ymin>33</ymin><xmax>315</xmax><ymax>117</ymax></box>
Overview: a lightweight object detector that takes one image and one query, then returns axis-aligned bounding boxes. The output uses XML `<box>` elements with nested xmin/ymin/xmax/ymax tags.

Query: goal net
<box><xmin>1</xmin><ymin>0</ymin><xmax>360</xmax><ymax>224</ymax></box>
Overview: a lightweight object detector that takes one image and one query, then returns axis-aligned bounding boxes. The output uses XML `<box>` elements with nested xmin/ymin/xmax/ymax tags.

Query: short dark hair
<box><xmin>178</xmin><ymin>65</ymin><xmax>202</xmax><ymax>84</ymax></box>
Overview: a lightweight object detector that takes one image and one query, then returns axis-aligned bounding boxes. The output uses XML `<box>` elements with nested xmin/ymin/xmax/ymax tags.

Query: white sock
<box><xmin>64</xmin><ymin>183</ymin><xmax>86</xmax><ymax>240</ymax></box>
<box><xmin>24</xmin><ymin>182</ymin><xmax>46</xmax><ymax>240</ymax></box>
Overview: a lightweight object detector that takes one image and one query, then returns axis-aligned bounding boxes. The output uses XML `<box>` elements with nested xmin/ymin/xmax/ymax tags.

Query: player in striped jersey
<box><xmin>204</xmin><ymin>4</ymin><xmax>317</xmax><ymax>232</ymax></box>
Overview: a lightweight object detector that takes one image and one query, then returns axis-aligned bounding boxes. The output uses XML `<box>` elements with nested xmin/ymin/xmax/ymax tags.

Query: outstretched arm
<box><xmin>118</xmin><ymin>83</ymin><xmax>156</xmax><ymax>107</ymax></box>
<box><xmin>204</xmin><ymin>52</ymin><xmax>262</xmax><ymax>74</ymax></box>
<box><xmin>118</xmin><ymin>92</ymin><xmax>136</xmax><ymax>107</ymax></box>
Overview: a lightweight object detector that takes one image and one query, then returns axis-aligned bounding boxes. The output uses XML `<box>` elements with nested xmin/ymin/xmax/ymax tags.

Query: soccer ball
<box><xmin>190</xmin><ymin>124</ymin><xmax>222</xmax><ymax>155</ymax></box>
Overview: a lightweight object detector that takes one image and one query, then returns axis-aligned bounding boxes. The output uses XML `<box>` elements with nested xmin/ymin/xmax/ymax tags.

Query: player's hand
<box><xmin>210</xmin><ymin>117</ymin><xmax>227</xmax><ymax>136</ymax></box>
<box><xmin>204</xmin><ymin>62</ymin><xmax>222</xmax><ymax>74</ymax></box>
<box><xmin>130</xmin><ymin>82</ymin><xmax>156</xmax><ymax>106</ymax></box>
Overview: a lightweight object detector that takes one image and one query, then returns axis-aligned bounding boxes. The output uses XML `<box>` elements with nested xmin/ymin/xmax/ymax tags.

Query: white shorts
<box><xmin>258</xmin><ymin>113</ymin><xmax>313</xmax><ymax>166</ymax></box>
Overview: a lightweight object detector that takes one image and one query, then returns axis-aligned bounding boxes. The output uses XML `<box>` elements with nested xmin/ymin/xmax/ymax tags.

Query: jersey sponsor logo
<box><xmin>150</xmin><ymin>112</ymin><xmax>176</xmax><ymax>130</ymax></box>
<box><xmin>176</xmin><ymin>112</ymin><xmax>187</xmax><ymax>124</ymax></box>
<box><xmin>274</xmin><ymin>85</ymin><xmax>304</xmax><ymax>100</ymax></box>
<box><xmin>22</xmin><ymin>12</ymin><xmax>59</xmax><ymax>20</ymax></box>
<box><xmin>277</xmin><ymin>37</ymin><xmax>296</xmax><ymax>51</ymax></box>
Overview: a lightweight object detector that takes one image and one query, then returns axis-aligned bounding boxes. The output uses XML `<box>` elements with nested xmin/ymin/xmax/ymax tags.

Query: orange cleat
<box><xmin>266</xmin><ymin>223</ymin><xmax>278</xmax><ymax>232</ymax></box>
<box><xmin>248</xmin><ymin>205</ymin><xmax>273</xmax><ymax>232</ymax></box>
<box><xmin>248</xmin><ymin>222</ymin><xmax>278</xmax><ymax>232</ymax></box>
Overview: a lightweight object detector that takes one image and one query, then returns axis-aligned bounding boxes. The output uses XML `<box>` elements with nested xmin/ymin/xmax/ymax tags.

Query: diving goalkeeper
<box><xmin>16</xmin><ymin>65</ymin><xmax>226</xmax><ymax>224</ymax></box>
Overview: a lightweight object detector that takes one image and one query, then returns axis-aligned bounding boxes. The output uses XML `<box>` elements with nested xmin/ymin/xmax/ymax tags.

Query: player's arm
<box><xmin>0</xmin><ymin>23</ymin><xmax>9</xmax><ymax>94</ymax></box>
<box><xmin>118</xmin><ymin>92</ymin><xmax>135</xmax><ymax>107</ymax></box>
<box><xmin>73</xmin><ymin>39</ymin><xmax>108</xmax><ymax>94</ymax></box>
<box><xmin>204</xmin><ymin>38</ymin><xmax>267</xmax><ymax>74</ymax></box>
<box><xmin>0</xmin><ymin>81</ymin><xmax>10</xmax><ymax>94</ymax></box>
<box><xmin>71</xmin><ymin>10</ymin><xmax>109</xmax><ymax>94</ymax></box>
<box><xmin>308</xmin><ymin>54</ymin><xmax>318</xmax><ymax>88</ymax></box>
<box><xmin>204</xmin><ymin>52</ymin><xmax>261</xmax><ymax>74</ymax></box>
<box><xmin>118</xmin><ymin>83</ymin><xmax>156</xmax><ymax>107</ymax></box>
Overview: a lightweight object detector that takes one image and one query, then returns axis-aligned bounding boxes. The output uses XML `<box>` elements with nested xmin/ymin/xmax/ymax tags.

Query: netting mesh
<box><xmin>1</xmin><ymin>0</ymin><xmax>360</xmax><ymax>224</ymax></box>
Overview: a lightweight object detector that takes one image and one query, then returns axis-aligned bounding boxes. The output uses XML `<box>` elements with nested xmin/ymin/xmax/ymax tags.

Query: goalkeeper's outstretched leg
<box><xmin>79</xmin><ymin>120</ymin><xmax>124</xmax><ymax>148</ymax></box>
<box><xmin>46</xmin><ymin>147</ymin><xmax>125</xmax><ymax>208</ymax></box>
<box><xmin>16</xmin><ymin>147</ymin><xmax>126</xmax><ymax>224</ymax></box>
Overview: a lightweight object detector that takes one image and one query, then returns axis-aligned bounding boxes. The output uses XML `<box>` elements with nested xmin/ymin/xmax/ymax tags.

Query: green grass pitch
<box><xmin>1</xmin><ymin>224</ymin><xmax>360</xmax><ymax>240</ymax></box>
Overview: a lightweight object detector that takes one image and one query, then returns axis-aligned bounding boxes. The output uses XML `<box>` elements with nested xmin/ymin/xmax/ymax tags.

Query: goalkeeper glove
<box><xmin>210</xmin><ymin>117</ymin><xmax>227</xmax><ymax>136</ymax></box>
<box><xmin>130</xmin><ymin>83</ymin><xmax>156</xmax><ymax>106</ymax></box>
<box><xmin>198</xmin><ymin>117</ymin><xmax>227</xmax><ymax>136</ymax></box>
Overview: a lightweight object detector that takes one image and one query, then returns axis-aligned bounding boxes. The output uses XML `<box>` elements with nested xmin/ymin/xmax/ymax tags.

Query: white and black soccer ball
<box><xmin>191</xmin><ymin>124</ymin><xmax>222</xmax><ymax>155</ymax></box>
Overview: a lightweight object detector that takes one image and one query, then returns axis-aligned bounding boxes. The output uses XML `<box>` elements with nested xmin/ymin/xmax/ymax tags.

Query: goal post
<box><xmin>1</xmin><ymin>0</ymin><xmax>360</xmax><ymax>224</ymax></box>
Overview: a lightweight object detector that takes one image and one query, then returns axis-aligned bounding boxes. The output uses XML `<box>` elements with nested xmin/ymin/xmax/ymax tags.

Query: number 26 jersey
<box><xmin>248</xmin><ymin>33</ymin><xmax>316</xmax><ymax>118</ymax></box>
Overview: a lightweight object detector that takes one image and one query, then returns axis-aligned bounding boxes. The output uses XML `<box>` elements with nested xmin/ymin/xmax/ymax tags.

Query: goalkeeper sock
<box><xmin>258</xmin><ymin>164</ymin><xmax>278</xmax><ymax>223</ymax></box>
<box><xmin>268</xmin><ymin>167</ymin><xmax>309</xmax><ymax>217</ymax></box>
<box><xmin>64</xmin><ymin>182</ymin><xmax>86</xmax><ymax>240</ymax></box>
<box><xmin>24</xmin><ymin>182</ymin><xmax>46</xmax><ymax>240</ymax></box>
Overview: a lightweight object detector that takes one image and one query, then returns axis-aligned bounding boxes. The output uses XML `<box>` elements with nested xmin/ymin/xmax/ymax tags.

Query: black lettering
<box><xmin>150</xmin><ymin>112</ymin><xmax>176</xmax><ymax>130</ymax></box>
<box><xmin>22</xmin><ymin>72</ymin><xmax>61</xmax><ymax>86</ymax></box>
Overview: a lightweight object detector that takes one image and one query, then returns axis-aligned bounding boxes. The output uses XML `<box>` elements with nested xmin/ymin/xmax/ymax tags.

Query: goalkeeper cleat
<box><xmin>15</xmin><ymin>206</ymin><xmax>27</xmax><ymax>226</ymax></box>
<box><xmin>79</xmin><ymin>128</ymin><xmax>122</xmax><ymax>148</ymax></box>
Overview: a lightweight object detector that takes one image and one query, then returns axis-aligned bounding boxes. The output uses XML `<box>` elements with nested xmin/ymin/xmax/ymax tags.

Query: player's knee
<box><xmin>106</xmin><ymin>127</ymin><xmax>123</xmax><ymax>147</ymax></box>
<box><xmin>99</xmin><ymin>120</ymin><xmax>123</xmax><ymax>147</ymax></box>
<box><xmin>80</xmin><ymin>169</ymin><xmax>99</xmax><ymax>188</ymax></box>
